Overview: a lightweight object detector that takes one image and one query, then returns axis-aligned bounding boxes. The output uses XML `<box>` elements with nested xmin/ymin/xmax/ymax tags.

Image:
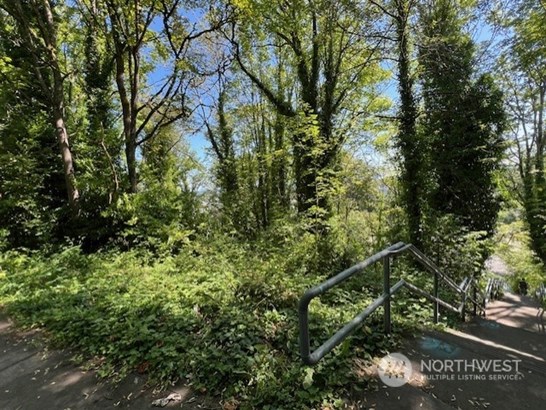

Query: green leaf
<box><xmin>303</xmin><ymin>367</ymin><xmax>314</xmax><ymax>389</ymax></box>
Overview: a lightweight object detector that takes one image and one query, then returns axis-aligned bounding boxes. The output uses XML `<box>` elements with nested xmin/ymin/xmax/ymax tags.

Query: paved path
<box><xmin>485</xmin><ymin>253</ymin><xmax>545</xmax><ymax>333</ymax></box>
<box><xmin>484</xmin><ymin>255</ymin><xmax>512</xmax><ymax>277</ymax></box>
<box><xmin>486</xmin><ymin>292</ymin><xmax>545</xmax><ymax>334</ymax></box>
<box><xmin>0</xmin><ymin>314</ymin><xmax>217</xmax><ymax>410</ymax></box>
<box><xmin>355</xmin><ymin>254</ymin><xmax>546</xmax><ymax>410</ymax></box>
<box><xmin>358</xmin><ymin>292</ymin><xmax>546</xmax><ymax>409</ymax></box>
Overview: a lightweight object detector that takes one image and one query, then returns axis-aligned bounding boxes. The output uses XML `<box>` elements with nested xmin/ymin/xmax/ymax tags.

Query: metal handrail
<box><xmin>298</xmin><ymin>241</ymin><xmax>484</xmax><ymax>365</ymax></box>
<box><xmin>484</xmin><ymin>277</ymin><xmax>504</xmax><ymax>304</ymax></box>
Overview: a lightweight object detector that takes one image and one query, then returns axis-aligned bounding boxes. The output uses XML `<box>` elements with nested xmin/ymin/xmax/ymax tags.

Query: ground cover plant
<box><xmin>0</xmin><ymin>229</ymin><xmax>405</xmax><ymax>409</ymax></box>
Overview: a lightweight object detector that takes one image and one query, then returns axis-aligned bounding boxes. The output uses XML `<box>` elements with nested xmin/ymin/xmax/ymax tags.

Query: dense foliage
<box><xmin>0</xmin><ymin>226</ymin><xmax>416</xmax><ymax>408</ymax></box>
<box><xmin>0</xmin><ymin>0</ymin><xmax>545</xmax><ymax>408</ymax></box>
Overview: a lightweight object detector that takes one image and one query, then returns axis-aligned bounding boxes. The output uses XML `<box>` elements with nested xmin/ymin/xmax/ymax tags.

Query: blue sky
<box><xmin>143</xmin><ymin>3</ymin><xmax>501</xmax><ymax>166</ymax></box>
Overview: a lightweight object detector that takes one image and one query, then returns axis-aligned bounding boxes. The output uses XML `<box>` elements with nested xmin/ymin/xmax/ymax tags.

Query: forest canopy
<box><xmin>0</xmin><ymin>0</ymin><xmax>515</xmax><ymax>249</ymax></box>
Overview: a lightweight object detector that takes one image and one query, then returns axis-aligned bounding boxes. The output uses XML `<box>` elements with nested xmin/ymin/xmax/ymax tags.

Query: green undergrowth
<box><xmin>0</xmin><ymin>232</ymin><xmax>441</xmax><ymax>409</ymax></box>
<box><xmin>495</xmin><ymin>214</ymin><xmax>546</xmax><ymax>298</ymax></box>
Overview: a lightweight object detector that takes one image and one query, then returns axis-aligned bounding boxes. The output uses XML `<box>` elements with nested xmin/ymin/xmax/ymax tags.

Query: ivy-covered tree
<box><xmin>204</xmin><ymin>68</ymin><xmax>292</xmax><ymax>235</ymax></box>
<box><xmin>419</xmin><ymin>0</ymin><xmax>506</xmax><ymax>235</ymax></box>
<box><xmin>374</xmin><ymin>0</ymin><xmax>426</xmax><ymax>247</ymax></box>
<box><xmin>229</xmin><ymin>0</ymin><xmax>387</xmax><ymax>221</ymax></box>
<box><xmin>0</xmin><ymin>34</ymin><xmax>58</xmax><ymax>247</ymax></box>
<box><xmin>205</xmin><ymin>80</ymin><xmax>241</xmax><ymax>222</ymax></box>
<box><xmin>393</xmin><ymin>0</ymin><xmax>424</xmax><ymax>248</ymax></box>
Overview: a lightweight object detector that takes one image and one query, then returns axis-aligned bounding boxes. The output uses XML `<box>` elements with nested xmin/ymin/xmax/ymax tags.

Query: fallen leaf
<box><xmin>152</xmin><ymin>393</ymin><xmax>182</xmax><ymax>408</ymax></box>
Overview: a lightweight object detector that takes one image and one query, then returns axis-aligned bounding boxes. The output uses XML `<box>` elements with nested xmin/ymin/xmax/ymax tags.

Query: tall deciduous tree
<box><xmin>87</xmin><ymin>0</ymin><xmax>227</xmax><ymax>193</ymax></box>
<box><xmin>0</xmin><ymin>18</ymin><xmax>58</xmax><ymax>247</ymax></box>
<box><xmin>229</xmin><ymin>0</ymin><xmax>386</xmax><ymax>220</ymax></box>
<box><xmin>205</xmin><ymin>79</ymin><xmax>240</xmax><ymax>222</ymax></box>
<box><xmin>204</xmin><ymin>68</ymin><xmax>291</xmax><ymax>235</ymax></box>
<box><xmin>497</xmin><ymin>0</ymin><xmax>546</xmax><ymax>261</ymax></box>
<box><xmin>1</xmin><ymin>0</ymin><xmax>80</xmax><ymax>215</ymax></box>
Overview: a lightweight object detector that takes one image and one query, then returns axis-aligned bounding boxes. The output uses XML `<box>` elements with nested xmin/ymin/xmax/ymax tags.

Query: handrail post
<box><xmin>461</xmin><ymin>293</ymin><xmax>466</xmax><ymax>321</ymax></box>
<box><xmin>472</xmin><ymin>281</ymin><xmax>477</xmax><ymax>316</ymax></box>
<box><xmin>383</xmin><ymin>256</ymin><xmax>391</xmax><ymax>334</ymax></box>
<box><xmin>433</xmin><ymin>270</ymin><xmax>439</xmax><ymax>323</ymax></box>
<box><xmin>298</xmin><ymin>294</ymin><xmax>311</xmax><ymax>364</ymax></box>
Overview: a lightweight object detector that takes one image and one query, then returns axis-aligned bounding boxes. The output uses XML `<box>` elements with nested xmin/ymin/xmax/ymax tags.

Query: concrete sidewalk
<box><xmin>0</xmin><ymin>314</ymin><xmax>218</xmax><ymax>410</ymax></box>
<box><xmin>354</xmin><ymin>292</ymin><xmax>546</xmax><ymax>409</ymax></box>
<box><xmin>486</xmin><ymin>292</ymin><xmax>545</xmax><ymax>334</ymax></box>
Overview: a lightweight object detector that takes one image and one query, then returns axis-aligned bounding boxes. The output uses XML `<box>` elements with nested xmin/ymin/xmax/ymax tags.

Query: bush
<box><xmin>495</xmin><ymin>214</ymin><xmax>546</xmax><ymax>296</ymax></box>
<box><xmin>423</xmin><ymin>215</ymin><xmax>491</xmax><ymax>284</ymax></box>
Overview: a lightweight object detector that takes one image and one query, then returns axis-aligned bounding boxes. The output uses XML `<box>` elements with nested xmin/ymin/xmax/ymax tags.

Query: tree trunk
<box><xmin>113</xmin><ymin>42</ymin><xmax>138</xmax><ymax>193</ymax></box>
<box><xmin>526</xmin><ymin>85</ymin><xmax>546</xmax><ymax>262</ymax></box>
<box><xmin>126</xmin><ymin>139</ymin><xmax>138</xmax><ymax>193</ymax></box>
<box><xmin>45</xmin><ymin>0</ymin><xmax>80</xmax><ymax>215</ymax></box>
<box><xmin>273</xmin><ymin>112</ymin><xmax>287</xmax><ymax>209</ymax></box>
<box><xmin>293</xmin><ymin>128</ymin><xmax>329</xmax><ymax>216</ymax></box>
<box><xmin>53</xmin><ymin>107</ymin><xmax>80</xmax><ymax>214</ymax></box>
<box><xmin>395</xmin><ymin>0</ymin><xmax>422</xmax><ymax>248</ymax></box>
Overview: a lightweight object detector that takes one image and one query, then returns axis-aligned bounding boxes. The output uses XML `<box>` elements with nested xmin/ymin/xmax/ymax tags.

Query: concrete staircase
<box><xmin>358</xmin><ymin>292</ymin><xmax>546</xmax><ymax>409</ymax></box>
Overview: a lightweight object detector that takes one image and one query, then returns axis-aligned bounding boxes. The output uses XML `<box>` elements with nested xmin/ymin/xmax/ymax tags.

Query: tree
<box><xmin>393</xmin><ymin>0</ymin><xmax>423</xmax><ymax>247</ymax></box>
<box><xmin>419</xmin><ymin>0</ymin><xmax>506</xmax><ymax>236</ymax></box>
<box><xmin>80</xmin><ymin>0</ymin><xmax>121</xmax><ymax>205</ymax></box>
<box><xmin>497</xmin><ymin>0</ymin><xmax>546</xmax><ymax>261</ymax></box>
<box><xmin>370</xmin><ymin>0</ymin><xmax>425</xmax><ymax>247</ymax></box>
<box><xmin>204</xmin><ymin>69</ymin><xmax>291</xmax><ymax>235</ymax></box>
<box><xmin>204</xmin><ymin>78</ymin><xmax>242</xmax><ymax>227</ymax></box>
<box><xmin>229</xmin><ymin>0</ymin><xmax>386</xmax><ymax>221</ymax></box>
<box><xmin>0</xmin><ymin>30</ymin><xmax>57</xmax><ymax>247</ymax></box>
<box><xmin>87</xmin><ymin>0</ymin><xmax>227</xmax><ymax>193</ymax></box>
<box><xmin>1</xmin><ymin>0</ymin><xmax>80</xmax><ymax>215</ymax></box>
<box><xmin>109</xmin><ymin>124</ymin><xmax>204</xmax><ymax>251</ymax></box>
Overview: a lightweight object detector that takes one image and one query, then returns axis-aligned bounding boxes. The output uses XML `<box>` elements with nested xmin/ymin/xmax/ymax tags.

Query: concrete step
<box><xmin>353</xmin><ymin>313</ymin><xmax>546</xmax><ymax>409</ymax></box>
<box><xmin>485</xmin><ymin>292</ymin><xmax>545</xmax><ymax>334</ymax></box>
<box><xmin>358</xmin><ymin>310</ymin><xmax>546</xmax><ymax>409</ymax></box>
<box><xmin>403</xmin><ymin>325</ymin><xmax>546</xmax><ymax>409</ymax></box>
<box><xmin>343</xmin><ymin>284</ymin><xmax>546</xmax><ymax>409</ymax></box>
<box><xmin>456</xmin><ymin>317</ymin><xmax>546</xmax><ymax>375</ymax></box>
